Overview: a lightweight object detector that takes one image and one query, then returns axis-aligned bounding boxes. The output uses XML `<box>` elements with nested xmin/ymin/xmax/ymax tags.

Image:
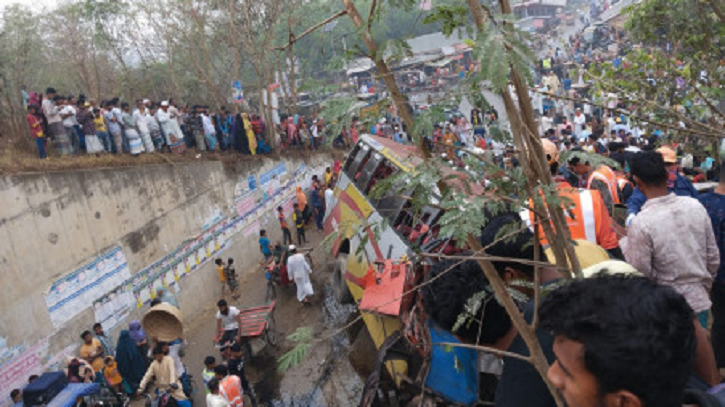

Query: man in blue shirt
<box><xmin>259</xmin><ymin>230</ymin><xmax>272</xmax><ymax>261</ymax></box>
<box><xmin>393</xmin><ymin>125</ymin><xmax>406</xmax><ymax>144</ymax></box>
<box><xmin>626</xmin><ymin>146</ymin><xmax>698</xmax><ymax>221</ymax></box>
<box><xmin>698</xmin><ymin>161</ymin><xmax>725</xmax><ymax>369</ymax></box>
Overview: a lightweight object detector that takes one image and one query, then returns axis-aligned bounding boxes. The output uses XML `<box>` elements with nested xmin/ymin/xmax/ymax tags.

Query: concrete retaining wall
<box><xmin>0</xmin><ymin>154</ymin><xmax>336</xmax><ymax>400</ymax></box>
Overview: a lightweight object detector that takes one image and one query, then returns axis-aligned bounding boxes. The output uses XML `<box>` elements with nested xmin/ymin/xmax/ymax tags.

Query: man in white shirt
<box><xmin>156</xmin><ymin>101</ymin><xmax>175</xmax><ymax>145</ymax></box>
<box><xmin>111</xmin><ymin>99</ymin><xmax>125</xmax><ymax>152</ymax></box>
<box><xmin>146</xmin><ymin>105</ymin><xmax>163</xmax><ymax>150</ymax></box>
<box><xmin>310</xmin><ymin>120</ymin><xmax>320</xmax><ymax>149</ymax></box>
<box><xmin>134</xmin><ymin>100</ymin><xmax>153</xmax><ymax>153</ymax></box>
<box><xmin>205</xmin><ymin>378</ymin><xmax>230</xmax><ymax>407</ymax></box>
<box><xmin>606</xmin><ymin>92</ymin><xmax>618</xmax><ymax>110</ymax></box>
<box><xmin>201</xmin><ymin>110</ymin><xmax>217</xmax><ymax>151</ymax></box>
<box><xmin>573</xmin><ymin>108</ymin><xmax>586</xmax><ymax>137</ymax></box>
<box><xmin>324</xmin><ymin>185</ymin><xmax>334</xmax><ymax>219</ymax></box>
<box><xmin>287</xmin><ymin>245</ymin><xmax>313</xmax><ymax>305</ymax></box>
<box><xmin>60</xmin><ymin>97</ymin><xmax>79</xmax><ymax>153</ymax></box>
<box><xmin>214</xmin><ymin>299</ymin><xmax>242</xmax><ymax>354</ymax></box>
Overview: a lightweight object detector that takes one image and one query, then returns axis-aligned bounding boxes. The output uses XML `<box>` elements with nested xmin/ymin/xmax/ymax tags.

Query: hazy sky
<box><xmin>1</xmin><ymin>0</ymin><xmax>55</xmax><ymax>12</ymax></box>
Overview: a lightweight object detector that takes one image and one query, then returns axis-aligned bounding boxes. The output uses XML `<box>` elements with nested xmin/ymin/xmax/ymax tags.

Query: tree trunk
<box><xmin>340</xmin><ymin>0</ymin><xmax>423</xmax><ymax>158</ymax></box>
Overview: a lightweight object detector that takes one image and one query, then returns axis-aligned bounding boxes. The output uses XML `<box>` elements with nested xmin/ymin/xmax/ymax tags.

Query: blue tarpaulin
<box><xmin>47</xmin><ymin>383</ymin><xmax>101</xmax><ymax>407</ymax></box>
<box><xmin>425</xmin><ymin>322</ymin><xmax>478</xmax><ymax>405</ymax></box>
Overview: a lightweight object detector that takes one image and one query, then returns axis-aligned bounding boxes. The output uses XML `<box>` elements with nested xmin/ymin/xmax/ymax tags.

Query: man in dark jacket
<box><xmin>626</xmin><ymin>146</ymin><xmax>698</xmax><ymax>222</ymax></box>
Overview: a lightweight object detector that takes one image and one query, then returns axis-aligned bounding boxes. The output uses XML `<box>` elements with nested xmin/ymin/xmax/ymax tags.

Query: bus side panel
<box><xmin>338</xmin><ymin>180</ymin><xmax>410</xmax><ymax>385</ymax></box>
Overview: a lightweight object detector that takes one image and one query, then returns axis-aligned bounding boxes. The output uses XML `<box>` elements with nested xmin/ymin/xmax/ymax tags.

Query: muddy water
<box><xmin>267</xmin><ymin>285</ymin><xmax>363</xmax><ymax>406</ymax></box>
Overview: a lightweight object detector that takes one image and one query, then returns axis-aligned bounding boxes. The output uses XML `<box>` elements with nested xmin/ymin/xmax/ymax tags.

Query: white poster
<box><xmin>45</xmin><ymin>247</ymin><xmax>131</xmax><ymax>328</ymax></box>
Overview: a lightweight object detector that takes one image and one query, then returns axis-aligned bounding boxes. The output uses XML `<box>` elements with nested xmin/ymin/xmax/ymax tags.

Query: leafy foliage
<box><xmin>467</xmin><ymin>14</ymin><xmax>535</xmax><ymax>93</ymax></box>
<box><xmin>560</xmin><ymin>150</ymin><xmax>622</xmax><ymax>171</ymax></box>
<box><xmin>320</xmin><ymin>94</ymin><xmax>358</xmax><ymax>145</ymax></box>
<box><xmin>422</xmin><ymin>3</ymin><xmax>470</xmax><ymax>37</ymax></box>
<box><xmin>277</xmin><ymin>327</ymin><xmax>314</xmax><ymax>372</ymax></box>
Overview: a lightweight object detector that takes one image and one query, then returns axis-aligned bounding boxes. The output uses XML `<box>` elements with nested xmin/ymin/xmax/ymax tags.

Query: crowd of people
<box><xmin>342</xmin><ymin>4</ymin><xmax>725</xmax><ymax>406</ymax></box>
<box><xmin>8</xmin><ymin>286</ymin><xmax>203</xmax><ymax>406</ymax></box>
<box><xmin>24</xmin><ymin>88</ymin><xmax>295</xmax><ymax>159</ymax></box>
<box><xmin>9</xmin><ymin>0</ymin><xmax>725</xmax><ymax>405</ymax></box>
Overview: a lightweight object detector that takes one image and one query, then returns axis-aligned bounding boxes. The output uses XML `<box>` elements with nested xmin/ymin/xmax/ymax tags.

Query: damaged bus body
<box><xmin>324</xmin><ymin>135</ymin><xmax>484</xmax><ymax>405</ymax></box>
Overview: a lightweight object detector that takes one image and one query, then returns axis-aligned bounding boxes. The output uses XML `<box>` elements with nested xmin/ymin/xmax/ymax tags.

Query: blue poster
<box><xmin>259</xmin><ymin>163</ymin><xmax>287</xmax><ymax>186</ymax></box>
<box><xmin>248</xmin><ymin>175</ymin><xmax>257</xmax><ymax>191</ymax></box>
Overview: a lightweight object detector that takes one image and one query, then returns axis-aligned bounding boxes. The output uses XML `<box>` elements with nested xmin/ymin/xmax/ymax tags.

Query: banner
<box><xmin>45</xmin><ymin>247</ymin><xmax>131</xmax><ymax>328</ymax></box>
<box><xmin>232</xmin><ymin>80</ymin><xmax>244</xmax><ymax>104</ymax></box>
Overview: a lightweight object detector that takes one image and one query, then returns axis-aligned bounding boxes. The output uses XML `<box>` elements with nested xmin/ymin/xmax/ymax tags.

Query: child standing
<box><xmin>214</xmin><ymin>258</ymin><xmax>226</xmax><ymax>296</ymax></box>
<box><xmin>202</xmin><ymin>356</ymin><xmax>217</xmax><ymax>395</ymax></box>
<box><xmin>277</xmin><ymin>206</ymin><xmax>292</xmax><ymax>246</ymax></box>
<box><xmin>293</xmin><ymin>203</ymin><xmax>307</xmax><ymax>246</ymax></box>
<box><xmin>103</xmin><ymin>356</ymin><xmax>124</xmax><ymax>393</ymax></box>
<box><xmin>224</xmin><ymin>259</ymin><xmax>239</xmax><ymax>300</ymax></box>
<box><xmin>26</xmin><ymin>105</ymin><xmax>46</xmax><ymax>159</ymax></box>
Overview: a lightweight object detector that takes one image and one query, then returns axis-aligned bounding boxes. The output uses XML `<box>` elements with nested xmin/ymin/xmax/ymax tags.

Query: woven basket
<box><xmin>142</xmin><ymin>303</ymin><xmax>184</xmax><ymax>341</ymax></box>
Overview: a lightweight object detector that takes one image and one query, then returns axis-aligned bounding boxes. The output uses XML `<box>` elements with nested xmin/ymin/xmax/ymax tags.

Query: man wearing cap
<box><xmin>522</xmin><ymin>139</ymin><xmax>622</xmax><ymax>259</ymax></box>
<box><xmin>156</xmin><ymin>101</ymin><xmax>174</xmax><ymax>146</ymax></box>
<box><xmin>568</xmin><ymin>155</ymin><xmax>620</xmax><ymax>216</ymax></box>
<box><xmin>626</xmin><ymin>146</ymin><xmax>698</xmax><ymax>220</ymax></box>
<box><xmin>287</xmin><ymin>245</ymin><xmax>313</xmax><ymax>305</ymax></box>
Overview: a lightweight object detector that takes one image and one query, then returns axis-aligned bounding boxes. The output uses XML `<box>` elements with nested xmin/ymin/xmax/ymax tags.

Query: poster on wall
<box><xmin>129</xmin><ymin>218</ymin><xmax>231</xmax><ymax>309</ymax></box>
<box><xmin>0</xmin><ymin>338</ymin><xmax>49</xmax><ymax>406</ymax></box>
<box><xmin>93</xmin><ymin>286</ymin><xmax>134</xmax><ymax>332</ymax></box>
<box><xmin>44</xmin><ymin>246</ymin><xmax>131</xmax><ymax>328</ymax></box>
<box><xmin>259</xmin><ymin>163</ymin><xmax>287</xmax><ymax>187</ymax></box>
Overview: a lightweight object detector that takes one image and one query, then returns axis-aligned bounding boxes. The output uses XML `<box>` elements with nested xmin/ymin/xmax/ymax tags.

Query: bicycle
<box><xmin>263</xmin><ymin>260</ymin><xmax>281</xmax><ymax>302</ymax></box>
<box><xmin>215</xmin><ymin>335</ymin><xmax>253</xmax><ymax>363</ymax></box>
<box><xmin>139</xmin><ymin>384</ymin><xmax>180</xmax><ymax>407</ymax></box>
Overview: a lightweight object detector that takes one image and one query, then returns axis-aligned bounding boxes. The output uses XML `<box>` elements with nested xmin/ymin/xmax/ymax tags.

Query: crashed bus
<box><xmin>324</xmin><ymin>134</ymin><xmax>489</xmax><ymax>405</ymax></box>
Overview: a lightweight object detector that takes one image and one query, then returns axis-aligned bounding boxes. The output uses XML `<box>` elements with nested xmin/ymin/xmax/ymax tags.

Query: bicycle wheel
<box><xmin>188</xmin><ymin>378</ymin><xmax>197</xmax><ymax>398</ymax></box>
<box><xmin>264</xmin><ymin>312</ymin><xmax>278</xmax><ymax>347</ymax></box>
<box><xmin>265</xmin><ymin>281</ymin><xmax>276</xmax><ymax>302</ymax></box>
<box><xmin>242</xmin><ymin>338</ymin><xmax>253</xmax><ymax>362</ymax></box>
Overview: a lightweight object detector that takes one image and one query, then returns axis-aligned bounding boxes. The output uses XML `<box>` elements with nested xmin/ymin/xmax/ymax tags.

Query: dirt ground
<box><xmin>180</xmin><ymin>227</ymin><xmax>366</xmax><ymax>407</ymax></box>
<box><xmin>0</xmin><ymin>136</ymin><xmax>342</xmax><ymax>175</ymax></box>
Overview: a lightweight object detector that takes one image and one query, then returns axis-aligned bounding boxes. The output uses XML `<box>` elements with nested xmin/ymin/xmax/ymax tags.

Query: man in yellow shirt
<box><xmin>79</xmin><ymin>330</ymin><xmax>105</xmax><ymax>374</ymax></box>
<box><xmin>93</xmin><ymin>109</ymin><xmax>111</xmax><ymax>152</ymax></box>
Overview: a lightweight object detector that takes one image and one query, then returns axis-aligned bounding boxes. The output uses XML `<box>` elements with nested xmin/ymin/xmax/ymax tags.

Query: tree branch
<box><xmin>434</xmin><ymin>342</ymin><xmax>530</xmax><ymax>362</ymax></box>
<box><xmin>274</xmin><ymin>10</ymin><xmax>347</xmax><ymax>51</ymax></box>
<box><xmin>418</xmin><ymin>253</ymin><xmax>564</xmax><ymax>271</ymax></box>
<box><xmin>690</xmin><ymin>80</ymin><xmax>725</xmax><ymax>123</ymax></box>
<box><xmin>704</xmin><ymin>0</ymin><xmax>725</xmax><ymax>23</ymax></box>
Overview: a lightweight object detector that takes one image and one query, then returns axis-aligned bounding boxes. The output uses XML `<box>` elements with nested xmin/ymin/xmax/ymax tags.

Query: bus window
<box><xmin>356</xmin><ymin>152</ymin><xmax>383</xmax><ymax>192</ymax></box>
<box><xmin>377</xmin><ymin>187</ymin><xmax>409</xmax><ymax>225</ymax></box>
<box><xmin>393</xmin><ymin>202</ymin><xmax>416</xmax><ymax>237</ymax></box>
<box><xmin>343</xmin><ymin>142</ymin><xmax>363</xmax><ymax>175</ymax></box>
<box><xmin>365</xmin><ymin>161</ymin><xmax>396</xmax><ymax>195</ymax></box>
<box><xmin>412</xmin><ymin>207</ymin><xmax>442</xmax><ymax>244</ymax></box>
<box><xmin>347</xmin><ymin>143</ymin><xmax>373</xmax><ymax>180</ymax></box>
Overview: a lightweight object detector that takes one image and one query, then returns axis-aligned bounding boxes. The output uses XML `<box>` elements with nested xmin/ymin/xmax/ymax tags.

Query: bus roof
<box><xmin>360</xmin><ymin>134</ymin><xmax>423</xmax><ymax>171</ymax></box>
<box><xmin>358</xmin><ymin>134</ymin><xmax>484</xmax><ymax>196</ymax></box>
